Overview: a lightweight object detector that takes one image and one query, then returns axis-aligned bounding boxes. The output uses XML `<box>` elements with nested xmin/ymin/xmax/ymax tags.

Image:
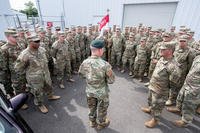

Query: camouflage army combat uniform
<box><xmin>121</xmin><ymin>35</ymin><xmax>137</xmax><ymax>75</ymax></box>
<box><xmin>172</xmin><ymin>55</ymin><xmax>200</xmax><ymax>127</ymax></box>
<box><xmin>79</xmin><ymin>40</ymin><xmax>115</xmax><ymax>130</ymax></box>
<box><xmin>1</xmin><ymin>30</ymin><xmax>26</xmax><ymax>95</ymax></box>
<box><xmin>0</xmin><ymin>41</ymin><xmax>14</xmax><ymax>97</ymax></box>
<box><xmin>52</xmin><ymin>36</ymin><xmax>71</xmax><ymax>88</ymax></box>
<box><xmin>66</xmin><ymin>33</ymin><xmax>76</xmax><ymax>73</ymax></box>
<box><xmin>142</xmin><ymin>42</ymin><xmax>181</xmax><ymax>128</ymax></box>
<box><xmin>110</xmin><ymin>32</ymin><xmax>125</xmax><ymax>69</ymax></box>
<box><xmin>15</xmin><ymin>34</ymin><xmax>60</xmax><ymax>113</ymax></box>
<box><xmin>133</xmin><ymin>37</ymin><xmax>148</xmax><ymax>81</ymax></box>
<box><xmin>166</xmin><ymin>35</ymin><xmax>196</xmax><ymax>105</ymax></box>
<box><xmin>75</xmin><ymin>30</ymin><xmax>87</xmax><ymax>62</ymax></box>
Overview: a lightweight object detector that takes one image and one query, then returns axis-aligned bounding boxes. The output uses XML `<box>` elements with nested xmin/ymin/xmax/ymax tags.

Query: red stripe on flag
<box><xmin>99</xmin><ymin>15</ymin><xmax>109</xmax><ymax>31</ymax></box>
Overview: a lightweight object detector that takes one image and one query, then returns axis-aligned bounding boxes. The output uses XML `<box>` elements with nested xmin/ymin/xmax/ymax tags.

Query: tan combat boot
<box><xmin>96</xmin><ymin>118</ymin><xmax>110</xmax><ymax>130</ymax></box>
<box><xmin>21</xmin><ymin>104</ymin><xmax>28</xmax><ymax>110</ymax></box>
<box><xmin>59</xmin><ymin>82</ymin><xmax>65</xmax><ymax>89</ymax></box>
<box><xmin>167</xmin><ymin>106</ymin><xmax>181</xmax><ymax>113</ymax></box>
<box><xmin>68</xmin><ymin>78</ymin><xmax>75</xmax><ymax>82</ymax></box>
<box><xmin>196</xmin><ymin>107</ymin><xmax>200</xmax><ymax>114</ymax></box>
<box><xmin>120</xmin><ymin>69</ymin><xmax>125</xmax><ymax>73</ymax></box>
<box><xmin>141</xmin><ymin>107</ymin><xmax>151</xmax><ymax>114</ymax></box>
<box><xmin>145</xmin><ymin>118</ymin><xmax>159</xmax><ymax>128</ymax></box>
<box><xmin>129</xmin><ymin>72</ymin><xmax>133</xmax><ymax>76</ymax></box>
<box><xmin>144</xmin><ymin>82</ymin><xmax>149</xmax><ymax>87</ymax></box>
<box><xmin>89</xmin><ymin>121</ymin><xmax>97</xmax><ymax>128</ymax></box>
<box><xmin>174</xmin><ymin>120</ymin><xmax>187</xmax><ymax>127</ymax></box>
<box><xmin>38</xmin><ymin>104</ymin><xmax>48</xmax><ymax>114</ymax></box>
<box><xmin>165</xmin><ymin>99</ymin><xmax>173</xmax><ymax>106</ymax></box>
<box><xmin>48</xmin><ymin>95</ymin><xmax>61</xmax><ymax>100</ymax></box>
<box><xmin>139</xmin><ymin>78</ymin><xmax>143</xmax><ymax>82</ymax></box>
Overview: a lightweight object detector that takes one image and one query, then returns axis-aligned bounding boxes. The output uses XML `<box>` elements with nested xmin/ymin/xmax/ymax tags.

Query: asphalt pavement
<box><xmin>19</xmin><ymin>70</ymin><xmax>200</xmax><ymax>133</ymax></box>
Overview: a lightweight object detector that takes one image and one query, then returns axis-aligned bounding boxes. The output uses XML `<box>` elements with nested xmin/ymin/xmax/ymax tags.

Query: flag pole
<box><xmin>106</xmin><ymin>9</ymin><xmax>110</xmax><ymax>28</ymax></box>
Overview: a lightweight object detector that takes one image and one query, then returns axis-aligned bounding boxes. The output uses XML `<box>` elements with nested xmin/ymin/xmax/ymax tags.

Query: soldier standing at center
<box><xmin>79</xmin><ymin>40</ymin><xmax>115</xmax><ymax>130</ymax></box>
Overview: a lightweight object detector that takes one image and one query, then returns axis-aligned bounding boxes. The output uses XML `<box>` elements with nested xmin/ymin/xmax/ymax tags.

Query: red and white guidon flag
<box><xmin>99</xmin><ymin>15</ymin><xmax>109</xmax><ymax>31</ymax></box>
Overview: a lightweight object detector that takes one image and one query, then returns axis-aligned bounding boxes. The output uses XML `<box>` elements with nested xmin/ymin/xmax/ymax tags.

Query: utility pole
<box><xmin>36</xmin><ymin>0</ymin><xmax>44</xmax><ymax>26</ymax></box>
<box><xmin>62</xmin><ymin>0</ymin><xmax>66</xmax><ymax>27</ymax></box>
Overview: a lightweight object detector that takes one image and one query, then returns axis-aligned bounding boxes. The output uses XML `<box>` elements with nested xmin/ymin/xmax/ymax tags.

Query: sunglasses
<box><xmin>33</xmin><ymin>40</ymin><xmax>40</xmax><ymax>43</ymax></box>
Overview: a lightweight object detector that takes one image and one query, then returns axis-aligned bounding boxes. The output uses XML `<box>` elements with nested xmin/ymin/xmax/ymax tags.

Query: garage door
<box><xmin>122</xmin><ymin>2</ymin><xmax>178</xmax><ymax>29</ymax></box>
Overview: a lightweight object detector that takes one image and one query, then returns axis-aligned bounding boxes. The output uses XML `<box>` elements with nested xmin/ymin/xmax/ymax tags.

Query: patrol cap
<box><xmin>148</xmin><ymin>26</ymin><xmax>152</xmax><ymax>29</ymax></box>
<box><xmin>55</xmin><ymin>26</ymin><xmax>61</xmax><ymax>30</ymax></box>
<box><xmin>179</xmin><ymin>35</ymin><xmax>188</xmax><ymax>41</ymax></box>
<box><xmin>187</xmin><ymin>31</ymin><xmax>194</xmax><ymax>36</ymax></box>
<box><xmin>140</xmin><ymin>37</ymin><xmax>147</xmax><ymax>42</ymax></box>
<box><xmin>58</xmin><ymin>31</ymin><xmax>65</xmax><ymax>36</ymax></box>
<box><xmin>129</xmin><ymin>33</ymin><xmax>134</xmax><ymax>38</ymax></box>
<box><xmin>160</xmin><ymin>42</ymin><xmax>173</xmax><ymax>50</ymax></box>
<box><xmin>4</xmin><ymin>29</ymin><xmax>18</xmax><ymax>37</ymax></box>
<box><xmin>91</xmin><ymin>40</ymin><xmax>104</xmax><ymax>49</ymax></box>
<box><xmin>17</xmin><ymin>28</ymin><xmax>25</xmax><ymax>32</ymax></box>
<box><xmin>116</xmin><ymin>27</ymin><xmax>121</xmax><ymax>30</ymax></box>
<box><xmin>38</xmin><ymin>27</ymin><xmax>46</xmax><ymax>33</ymax></box>
<box><xmin>7</xmin><ymin>27</ymin><xmax>17</xmax><ymax>31</ymax></box>
<box><xmin>163</xmin><ymin>32</ymin><xmax>171</xmax><ymax>37</ymax></box>
<box><xmin>46</xmin><ymin>26</ymin><xmax>51</xmax><ymax>30</ymax></box>
<box><xmin>35</xmin><ymin>24</ymin><xmax>40</xmax><ymax>28</ymax></box>
<box><xmin>171</xmin><ymin>26</ymin><xmax>176</xmax><ymax>29</ymax></box>
<box><xmin>27</xmin><ymin>34</ymin><xmax>40</xmax><ymax>42</ymax></box>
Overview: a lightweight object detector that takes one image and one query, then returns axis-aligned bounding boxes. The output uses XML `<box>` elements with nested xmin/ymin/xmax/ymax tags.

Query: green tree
<box><xmin>20</xmin><ymin>1</ymin><xmax>38</xmax><ymax>18</ymax></box>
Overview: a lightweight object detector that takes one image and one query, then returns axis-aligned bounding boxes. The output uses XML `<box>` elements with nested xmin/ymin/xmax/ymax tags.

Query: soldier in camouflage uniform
<box><xmin>145</xmin><ymin>30</ymin><xmax>155</xmax><ymax>76</ymax></box>
<box><xmin>66</xmin><ymin>31</ymin><xmax>77</xmax><ymax>75</ymax></box>
<box><xmin>168</xmin><ymin>55</ymin><xmax>200</xmax><ymax>127</ymax></box>
<box><xmin>141</xmin><ymin>42</ymin><xmax>181</xmax><ymax>128</ymax></box>
<box><xmin>0</xmin><ymin>41</ymin><xmax>14</xmax><ymax>98</ymax></box>
<box><xmin>46</xmin><ymin>26</ymin><xmax>53</xmax><ymax>45</ymax></box>
<box><xmin>133</xmin><ymin>37</ymin><xmax>148</xmax><ymax>82</ymax></box>
<box><xmin>122</xmin><ymin>26</ymin><xmax>130</xmax><ymax>41</ymax></box>
<box><xmin>15</xmin><ymin>34</ymin><xmax>60</xmax><ymax>113</ymax></box>
<box><xmin>135</xmin><ymin>27</ymin><xmax>146</xmax><ymax>45</ymax></box>
<box><xmin>121</xmin><ymin>33</ymin><xmax>137</xmax><ymax>76</ymax></box>
<box><xmin>51</xmin><ymin>26</ymin><xmax>60</xmax><ymax>43</ymax></box>
<box><xmin>1</xmin><ymin>29</ymin><xmax>26</xmax><ymax>97</ymax></box>
<box><xmin>85</xmin><ymin>26</ymin><xmax>96</xmax><ymax>58</ymax></box>
<box><xmin>52</xmin><ymin>31</ymin><xmax>73</xmax><ymax>89</ymax></box>
<box><xmin>110</xmin><ymin>27</ymin><xmax>125</xmax><ymax>70</ymax></box>
<box><xmin>17</xmin><ymin>28</ymin><xmax>28</xmax><ymax>49</ymax></box>
<box><xmin>96</xmin><ymin>30</ymin><xmax>109</xmax><ymax>61</ymax></box>
<box><xmin>75</xmin><ymin>26</ymin><xmax>86</xmax><ymax>63</ymax></box>
<box><xmin>166</xmin><ymin>35</ymin><xmax>196</xmax><ymax>106</ymax></box>
<box><xmin>79</xmin><ymin>40</ymin><xmax>115</xmax><ymax>130</ymax></box>
<box><xmin>148</xmin><ymin>32</ymin><xmax>171</xmax><ymax>79</ymax></box>
<box><xmin>38</xmin><ymin>28</ymin><xmax>54</xmax><ymax>76</ymax></box>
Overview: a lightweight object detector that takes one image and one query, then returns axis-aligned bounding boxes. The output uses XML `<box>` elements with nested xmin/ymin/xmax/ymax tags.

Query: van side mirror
<box><xmin>9</xmin><ymin>93</ymin><xmax>28</xmax><ymax>112</ymax></box>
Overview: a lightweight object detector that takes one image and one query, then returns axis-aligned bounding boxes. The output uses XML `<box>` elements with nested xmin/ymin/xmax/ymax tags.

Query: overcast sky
<box><xmin>9</xmin><ymin>0</ymin><xmax>36</xmax><ymax>10</ymax></box>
